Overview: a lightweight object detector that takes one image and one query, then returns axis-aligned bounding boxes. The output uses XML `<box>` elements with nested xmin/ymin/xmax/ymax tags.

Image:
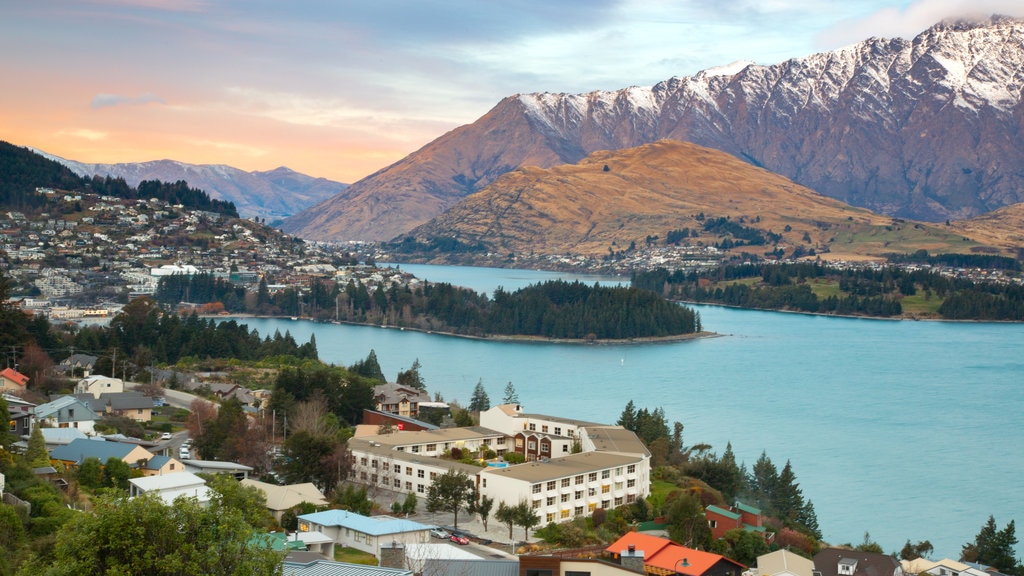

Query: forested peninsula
<box><xmin>157</xmin><ymin>275</ymin><xmax>702</xmax><ymax>340</ymax></box>
<box><xmin>632</xmin><ymin>260</ymin><xmax>1024</xmax><ymax>321</ymax></box>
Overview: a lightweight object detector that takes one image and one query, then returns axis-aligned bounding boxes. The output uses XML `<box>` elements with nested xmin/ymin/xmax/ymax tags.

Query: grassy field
<box><xmin>335</xmin><ymin>547</ymin><xmax>378</xmax><ymax>565</ymax></box>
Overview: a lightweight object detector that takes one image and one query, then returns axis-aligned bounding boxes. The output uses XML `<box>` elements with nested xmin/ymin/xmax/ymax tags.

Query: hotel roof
<box><xmin>481</xmin><ymin>451</ymin><xmax>642</xmax><ymax>483</ymax></box>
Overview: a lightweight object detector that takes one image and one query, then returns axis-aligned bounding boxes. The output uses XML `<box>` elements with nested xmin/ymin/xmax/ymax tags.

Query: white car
<box><xmin>160</xmin><ymin>432</ymin><xmax>172</xmax><ymax>440</ymax></box>
<box><xmin>179</xmin><ymin>448</ymin><xmax>191</xmax><ymax>460</ymax></box>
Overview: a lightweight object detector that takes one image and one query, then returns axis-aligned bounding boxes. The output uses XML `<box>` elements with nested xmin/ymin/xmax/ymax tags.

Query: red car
<box><xmin>449</xmin><ymin>534</ymin><xmax>470</xmax><ymax>545</ymax></box>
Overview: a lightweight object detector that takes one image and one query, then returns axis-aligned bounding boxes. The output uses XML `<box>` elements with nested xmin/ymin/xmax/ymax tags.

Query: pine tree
<box><xmin>468</xmin><ymin>379</ymin><xmax>490</xmax><ymax>412</ymax></box>
<box><xmin>617</xmin><ymin>400</ymin><xmax>637</xmax><ymax>431</ymax></box>
<box><xmin>773</xmin><ymin>460</ymin><xmax>805</xmax><ymax>522</ymax></box>
<box><xmin>25</xmin><ymin>425</ymin><xmax>50</xmax><ymax>467</ymax></box>
<box><xmin>502</xmin><ymin>381</ymin><xmax>519</xmax><ymax>405</ymax></box>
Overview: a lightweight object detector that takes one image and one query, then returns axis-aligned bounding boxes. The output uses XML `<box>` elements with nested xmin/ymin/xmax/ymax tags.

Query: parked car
<box><xmin>179</xmin><ymin>447</ymin><xmax>190</xmax><ymax>459</ymax></box>
<box><xmin>429</xmin><ymin>528</ymin><xmax>450</xmax><ymax>539</ymax></box>
<box><xmin>449</xmin><ymin>534</ymin><xmax>469</xmax><ymax>545</ymax></box>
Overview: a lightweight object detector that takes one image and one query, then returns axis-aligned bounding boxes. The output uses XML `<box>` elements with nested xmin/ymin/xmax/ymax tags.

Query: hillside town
<box><xmin>4</xmin><ymin>367</ymin><xmax>1018</xmax><ymax>576</ymax></box>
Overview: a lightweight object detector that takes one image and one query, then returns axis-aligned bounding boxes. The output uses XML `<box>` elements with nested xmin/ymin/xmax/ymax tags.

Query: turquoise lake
<box><xmin>239</xmin><ymin>263</ymin><xmax>1024</xmax><ymax>559</ymax></box>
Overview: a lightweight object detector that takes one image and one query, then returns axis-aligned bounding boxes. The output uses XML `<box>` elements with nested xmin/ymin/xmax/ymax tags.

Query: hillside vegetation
<box><xmin>402</xmin><ymin>140</ymin><xmax>1006</xmax><ymax>261</ymax></box>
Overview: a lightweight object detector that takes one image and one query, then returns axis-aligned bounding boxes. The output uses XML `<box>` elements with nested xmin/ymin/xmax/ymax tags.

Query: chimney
<box><xmin>621</xmin><ymin>546</ymin><xmax>645</xmax><ymax>574</ymax></box>
<box><xmin>379</xmin><ymin>541</ymin><xmax>405</xmax><ymax>569</ymax></box>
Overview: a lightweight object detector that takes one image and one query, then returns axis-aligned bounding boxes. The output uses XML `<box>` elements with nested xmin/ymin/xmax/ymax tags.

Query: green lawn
<box><xmin>334</xmin><ymin>547</ymin><xmax>378</xmax><ymax>565</ymax></box>
<box><xmin>898</xmin><ymin>292</ymin><xmax>944</xmax><ymax>317</ymax></box>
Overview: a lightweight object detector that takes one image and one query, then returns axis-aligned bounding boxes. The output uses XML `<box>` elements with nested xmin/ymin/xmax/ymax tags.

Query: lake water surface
<box><xmin>242</xmin><ymin>263</ymin><xmax>1024</xmax><ymax>558</ymax></box>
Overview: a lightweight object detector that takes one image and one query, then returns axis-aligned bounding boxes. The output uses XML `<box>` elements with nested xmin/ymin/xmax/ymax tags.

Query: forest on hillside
<box><xmin>0</xmin><ymin>141</ymin><xmax>238</xmax><ymax>217</ymax></box>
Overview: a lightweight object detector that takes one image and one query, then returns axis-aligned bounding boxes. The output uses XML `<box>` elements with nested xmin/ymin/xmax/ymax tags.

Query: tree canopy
<box><xmin>426</xmin><ymin>469</ymin><xmax>476</xmax><ymax>528</ymax></box>
<box><xmin>16</xmin><ymin>492</ymin><xmax>282</xmax><ymax>576</ymax></box>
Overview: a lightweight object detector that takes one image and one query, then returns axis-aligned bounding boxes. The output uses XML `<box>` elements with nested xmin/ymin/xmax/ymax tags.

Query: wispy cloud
<box><xmin>815</xmin><ymin>0</ymin><xmax>1024</xmax><ymax>48</ymax></box>
<box><xmin>91</xmin><ymin>92</ymin><xmax>166</xmax><ymax>109</ymax></box>
<box><xmin>57</xmin><ymin>129</ymin><xmax>108</xmax><ymax>141</ymax></box>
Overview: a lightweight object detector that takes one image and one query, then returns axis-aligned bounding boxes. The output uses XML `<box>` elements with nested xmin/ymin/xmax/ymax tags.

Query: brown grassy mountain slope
<box><xmin>403</xmin><ymin>140</ymin><xmax>996</xmax><ymax>259</ymax></box>
<box><xmin>279</xmin><ymin>99</ymin><xmax>562</xmax><ymax>241</ymax></box>
<box><xmin>947</xmin><ymin>203</ymin><xmax>1024</xmax><ymax>256</ymax></box>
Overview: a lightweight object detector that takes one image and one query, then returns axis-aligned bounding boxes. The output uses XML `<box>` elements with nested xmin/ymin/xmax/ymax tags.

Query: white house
<box><xmin>128</xmin><ymin>471</ymin><xmax>212</xmax><ymax>505</ymax></box>
<box><xmin>33</xmin><ymin>396</ymin><xmax>99</xmax><ymax>434</ymax></box>
<box><xmin>296</xmin><ymin>510</ymin><xmax>434</xmax><ymax>557</ymax></box>
<box><xmin>75</xmin><ymin>375</ymin><xmax>124</xmax><ymax>398</ymax></box>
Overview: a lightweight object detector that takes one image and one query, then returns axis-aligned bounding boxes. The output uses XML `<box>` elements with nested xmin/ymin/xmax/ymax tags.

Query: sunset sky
<box><xmin>3</xmin><ymin>0</ymin><xmax>1022</xmax><ymax>184</ymax></box>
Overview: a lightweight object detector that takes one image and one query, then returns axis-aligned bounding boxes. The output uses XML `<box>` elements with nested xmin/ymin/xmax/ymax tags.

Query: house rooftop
<box><xmin>298</xmin><ymin>510</ymin><xmax>434</xmax><ymax>536</ymax></box>
<box><xmin>240</xmin><ymin>479</ymin><xmax>328</xmax><ymax>511</ymax></box>
<box><xmin>49</xmin><ymin>437</ymin><xmax>149</xmax><ymax>465</ymax></box>
<box><xmin>281</xmin><ymin>558</ymin><xmax>412</xmax><ymax>576</ymax></box>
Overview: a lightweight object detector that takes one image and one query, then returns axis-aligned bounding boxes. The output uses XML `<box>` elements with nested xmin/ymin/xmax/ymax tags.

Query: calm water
<box><xmin>242</xmin><ymin>264</ymin><xmax>1024</xmax><ymax>559</ymax></box>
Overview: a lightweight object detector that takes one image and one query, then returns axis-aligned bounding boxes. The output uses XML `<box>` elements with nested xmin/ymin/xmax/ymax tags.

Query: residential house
<box><xmin>754</xmin><ymin>549</ymin><xmax>816</xmax><ymax>576</ymax></box>
<box><xmin>183</xmin><ymin>459</ymin><xmax>253</xmax><ymax>480</ymax></box>
<box><xmin>813</xmin><ymin>548</ymin><xmax>904</xmax><ymax>576</ymax></box>
<box><xmin>128</xmin><ymin>471</ymin><xmax>212</xmax><ymax>505</ymax></box>
<box><xmin>606</xmin><ymin>532</ymin><xmax>746</xmax><ymax>576</ymax></box>
<box><xmin>239</xmin><ymin>479</ymin><xmax>328</xmax><ymax>523</ymax></box>
<box><xmin>49</xmin><ymin>437</ymin><xmax>155</xmax><ymax>470</ymax></box>
<box><xmin>33</xmin><ymin>396</ymin><xmax>100</xmax><ymax>433</ymax></box>
<box><xmin>705</xmin><ymin>502</ymin><xmax>769</xmax><ymax>542</ymax></box>
<box><xmin>372</xmin><ymin>383</ymin><xmax>431</xmax><ymax>418</ymax></box>
<box><xmin>75</xmin><ymin>391</ymin><xmax>153</xmax><ymax>422</ymax></box>
<box><xmin>0</xmin><ymin>367</ymin><xmax>29</xmax><ymax>394</ymax></box>
<box><xmin>74</xmin><ymin>375</ymin><xmax>124</xmax><ymax>398</ymax></box>
<box><xmin>900</xmin><ymin>559</ymin><xmax>989</xmax><ymax>576</ymax></box>
<box><xmin>520</xmin><ymin>550</ymin><xmax>648</xmax><ymax>576</ymax></box>
<box><xmin>57</xmin><ymin>354</ymin><xmax>98</xmax><ymax>377</ymax></box>
<box><xmin>140</xmin><ymin>454</ymin><xmax>186</xmax><ymax>476</ymax></box>
<box><xmin>6</xmin><ymin>393</ymin><xmax>34</xmax><ymax>438</ymax></box>
<box><xmin>296</xmin><ymin>509</ymin><xmax>435</xmax><ymax>557</ymax></box>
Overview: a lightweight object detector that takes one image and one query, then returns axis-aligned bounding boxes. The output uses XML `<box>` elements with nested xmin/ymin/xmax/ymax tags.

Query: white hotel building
<box><xmin>346</xmin><ymin>404</ymin><xmax>651</xmax><ymax>524</ymax></box>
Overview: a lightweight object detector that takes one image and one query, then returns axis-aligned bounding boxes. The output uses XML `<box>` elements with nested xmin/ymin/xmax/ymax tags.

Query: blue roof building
<box><xmin>297</xmin><ymin>509</ymin><xmax>435</xmax><ymax>557</ymax></box>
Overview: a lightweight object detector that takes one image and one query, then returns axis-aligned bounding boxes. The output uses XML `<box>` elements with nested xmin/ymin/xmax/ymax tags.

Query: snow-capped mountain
<box><xmin>282</xmin><ymin>15</ymin><xmax>1024</xmax><ymax>242</ymax></box>
<box><xmin>35</xmin><ymin>151</ymin><xmax>346</xmax><ymax>221</ymax></box>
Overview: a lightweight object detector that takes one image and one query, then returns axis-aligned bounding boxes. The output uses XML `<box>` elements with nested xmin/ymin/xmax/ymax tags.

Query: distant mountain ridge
<box><xmin>282</xmin><ymin>15</ymin><xmax>1024</xmax><ymax>242</ymax></box>
<box><xmin>35</xmin><ymin>150</ymin><xmax>346</xmax><ymax>220</ymax></box>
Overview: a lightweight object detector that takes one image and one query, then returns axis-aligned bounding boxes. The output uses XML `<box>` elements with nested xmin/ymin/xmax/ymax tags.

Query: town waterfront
<box><xmin>239</xmin><ymin>263</ymin><xmax>1024</xmax><ymax>559</ymax></box>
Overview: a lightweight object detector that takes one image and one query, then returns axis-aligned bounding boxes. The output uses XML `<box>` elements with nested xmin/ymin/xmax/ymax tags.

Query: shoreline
<box><xmin>209</xmin><ymin>314</ymin><xmax>718</xmax><ymax>344</ymax></box>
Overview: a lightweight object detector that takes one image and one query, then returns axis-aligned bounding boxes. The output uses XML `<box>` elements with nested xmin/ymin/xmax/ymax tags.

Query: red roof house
<box><xmin>607</xmin><ymin>532</ymin><xmax>746</xmax><ymax>576</ymax></box>
<box><xmin>0</xmin><ymin>368</ymin><xmax>29</xmax><ymax>394</ymax></box>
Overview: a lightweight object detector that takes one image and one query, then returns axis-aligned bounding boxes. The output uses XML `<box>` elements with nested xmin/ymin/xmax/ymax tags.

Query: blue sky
<box><xmin>2</xmin><ymin>0</ymin><xmax>1021</xmax><ymax>182</ymax></box>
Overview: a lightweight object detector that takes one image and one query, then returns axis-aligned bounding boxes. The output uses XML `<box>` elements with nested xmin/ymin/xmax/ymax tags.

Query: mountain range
<box><xmin>281</xmin><ymin>16</ymin><xmax>1024</xmax><ymax>243</ymax></box>
<box><xmin>34</xmin><ymin>150</ymin><xmax>346</xmax><ymax>221</ymax></box>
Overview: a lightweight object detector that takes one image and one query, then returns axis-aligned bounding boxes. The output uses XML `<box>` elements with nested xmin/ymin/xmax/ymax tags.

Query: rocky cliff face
<box><xmin>283</xmin><ymin>16</ymin><xmax>1024</xmax><ymax>241</ymax></box>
